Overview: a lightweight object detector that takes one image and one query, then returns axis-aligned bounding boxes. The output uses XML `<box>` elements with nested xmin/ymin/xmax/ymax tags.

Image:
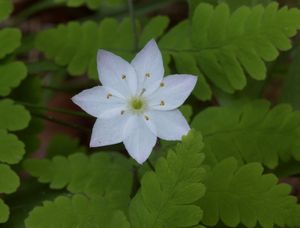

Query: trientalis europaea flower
<box><xmin>72</xmin><ymin>39</ymin><xmax>197</xmax><ymax>164</ymax></box>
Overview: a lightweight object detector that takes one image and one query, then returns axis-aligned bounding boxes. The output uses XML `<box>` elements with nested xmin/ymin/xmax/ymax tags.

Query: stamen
<box><xmin>121</xmin><ymin>110</ymin><xmax>125</xmax><ymax>115</ymax></box>
<box><xmin>145</xmin><ymin>73</ymin><xmax>150</xmax><ymax>78</ymax></box>
<box><xmin>160</xmin><ymin>82</ymin><xmax>165</xmax><ymax>87</ymax></box>
<box><xmin>121</xmin><ymin>74</ymin><xmax>126</xmax><ymax>80</ymax></box>
<box><xmin>140</xmin><ymin>88</ymin><xmax>146</xmax><ymax>96</ymax></box>
<box><xmin>106</xmin><ymin>93</ymin><xmax>112</xmax><ymax>99</ymax></box>
<box><xmin>160</xmin><ymin>100</ymin><xmax>165</xmax><ymax>106</ymax></box>
<box><xmin>144</xmin><ymin>115</ymin><xmax>149</xmax><ymax>121</ymax></box>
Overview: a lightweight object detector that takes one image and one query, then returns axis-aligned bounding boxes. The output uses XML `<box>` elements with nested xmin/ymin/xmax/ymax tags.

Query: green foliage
<box><xmin>192</xmin><ymin>100</ymin><xmax>300</xmax><ymax>169</ymax></box>
<box><xmin>54</xmin><ymin>0</ymin><xmax>126</xmax><ymax>10</ymax></box>
<box><xmin>129</xmin><ymin>131</ymin><xmax>206</xmax><ymax>228</ymax></box>
<box><xmin>24</xmin><ymin>152</ymin><xmax>133</xmax><ymax>209</ymax></box>
<box><xmin>0</xmin><ymin>0</ymin><xmax>13</xmax><ymax>22</ymax></box>
<box><xmin>199</xmin><ymin>157</ymin><xmax>300</xmax><ymax>227</ymax></box>
<box><xmin>281</xmin><ymin>45</ymin><xmax>300</xmax><ymax>110</ymax></box>
<box><xmin>0</xmin><ymin>62</ymin><xmax>27</xmax><ymax>96</ymax></box>
<box><xmin>0</xmin><ymin>164</ymin><xmax>19</xmax><ymax>194</ymax></box>
<box><xmin>25</xmin><ymin>194</ymin><xmax>130</xmax><ymax>228</ymax></box>
<box><xmin>0</xmin><ymin>99</ymin><xmax>30</xmax><ymax>131</ymax></box>
<box><xmin>0</xmin><ymin>28</ymin><xmax>21</xmax><ymax>58</ymax></box>
<box><xmin>46</xmin><ymin>134</ymin><xmax>86</xmax><ymax>158</ymax></box>
<box><xmin>161</xmin><ymin>3</ymin><xmax>300</xmax><ymax>100</ymax></box>
<box><xmin>0</xmin><ymin>199</ymin><xmax>9</xmax><ymax>223</ymax></box>
<box><xmin>35</xmin><ymin>16</ymin><xmax>170</xmax><ymax>79</ymax></box>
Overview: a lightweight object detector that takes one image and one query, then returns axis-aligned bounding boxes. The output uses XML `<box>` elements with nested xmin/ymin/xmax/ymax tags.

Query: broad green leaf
<box><xmin>24</xmin><ymin>152</ymin><xmax>133</xmax><ymax>209</ymax></box>
<box><xmin>192</xmin><ymin>100</ymin><xmax>300</xmax><ymax>169</ymax></box>
<box><xmin>0</xmin><ymin>61</ymin><xmax>27</xmax><ymax>96</ymax></box>
<box><xmin>0</xmin><ymin>164</ymin><xmax>19</xmax><ymax>194</ymax></box>
<box><xmin>199</xmin><ymin>157</ymin><xmax>300</xmax><ymax>227</ymax></box>
<box><xmin>0</xmin><ymin>28</ymin><xmax>21</xmax><ymax>59</ymax></box>
<box><xmin>0</xmin><ymin>0</ymin><xmax>13</xmax><ymax>22</ymax></box>
<box><xmin>129</xmin><ymin>131</ymin><xmax>206</xmax><ymax>228</ymax></box>
<box><xmin>0</xmin><ymin>199</ymin><xmax>9</xmax><ymax>223</ymax></box>
<box><xmin>281</xmin><ymin>46</ymin><xmax>300</xmax><ymax>110</ymax></box>
<box><xmin>0</xmin><ymin>99</ymin><xmax>30</xmax><ymax>131</ymax></box>
<box><xmin>25</xmin><ymin>194</ymin><xmax>130</xmax><ymax>228</ymax></box>
<box><xmin>0</xmin><ymin>130</ymin><xmax>25</xmax><ymax>164</ymax></box>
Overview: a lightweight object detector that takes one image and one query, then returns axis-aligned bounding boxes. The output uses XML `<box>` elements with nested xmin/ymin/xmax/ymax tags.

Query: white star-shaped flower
<box><xmin>72</xmin><ymin>39</ymin><xmax>197</xmax><ymax>164</ymax></box>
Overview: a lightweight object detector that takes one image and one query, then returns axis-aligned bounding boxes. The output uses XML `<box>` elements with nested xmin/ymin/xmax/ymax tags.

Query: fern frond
<box><xmin>0</xmin><ymin>0</ymin><xmax>13</xmax><ymax>22</ymax></box>
<box><xmin>160</xmin><ymin>3</ymin><xmax>300</xmax><ymax>99</ymax></box>
<box><xmin>192</xmin><ymin>100</ymin><xmax>300</xmax><ymax>168</ymax></box>
<box><xmin>25</xmin><ymin>194</ymin><xmax>130</xmax><ymax>228</ymax></box>
<box><xmin>0</xmin><ymin>199</ymin><xmax>9</xmax><ymax>223</ymax></box>
<box><xmin>35</xmin><ymin>17</ymin><xmax>169</xmax><ymax>79</ymax></box>
<box><xmin>54</xmin><ymin>0</ymin><xmax>126</xmax><ymax>10</ymax></box>
<box><xmin>24</xmin><ymin>152</ymin><xmax>133</xmax><ymax>209</ymax></box>
<box><xmin>129</xmin><ymin>130</ymin><xmax>206</xmax><ymax>228</ymax></box>
<box><xmin>199</xmin><ymin>157</ymin><xmax>300</xmax><ymax>227</ymax></box>
<box><xmin>0</xmin><ymin>28</ymin><xmax>21</xmax><ymax>58</ymax></box>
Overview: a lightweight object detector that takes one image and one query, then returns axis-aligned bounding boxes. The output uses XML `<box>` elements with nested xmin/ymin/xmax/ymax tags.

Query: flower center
<box><xmin>130</xmin><ymin>98</ymin><xmax>144</xmax><ymax>110</ymax></box>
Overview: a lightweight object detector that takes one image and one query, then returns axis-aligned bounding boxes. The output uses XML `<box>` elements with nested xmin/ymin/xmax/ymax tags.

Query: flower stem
<box><xmin>128</xmin><ymin>0</ymin><xmax>139</xmax><ymax>52</ymax></box>
<box><xmin>31</xmin><ymin>112</ymin><xmax>90</xmax><ymax>134</ymax></box>
<box><xmin>16</xmin><ymin>101</ymin><xmax>91</xmax><ymax>118</ymax></box>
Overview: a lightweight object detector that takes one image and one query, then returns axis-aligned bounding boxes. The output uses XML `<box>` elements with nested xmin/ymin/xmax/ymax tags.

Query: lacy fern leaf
<box><xmin>199</xmin><ymin>157</ymin><xmax>300</xmax><ymax>227</ymax></box>
<box><xmin>24</xmin><ymin>152</ymin><xmax>133</xmax><ymax>209</ymax></box>
<box><xmin>129</xmin><ymin>131</ymin><xmax>206</xmax><ymax>228</ymax></box>
<box><xmin>192</xmin><ymin>100</ymin><xmax>300</xmax><ymax>168</ymax></box>
<box><xmin>25</xmin><ymin>194</ymin><xmax>130</xmax><ymax>228</ymax></box>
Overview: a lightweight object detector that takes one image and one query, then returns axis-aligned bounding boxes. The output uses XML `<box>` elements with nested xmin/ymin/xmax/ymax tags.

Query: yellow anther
<box><xmin>160</xmin><ymin>82</ymin><xmax>165</xmax><ymax>87</ymax></box>
<box><xmin>160</xmin><ymin>100</ymin><xmax>165</xmax><ymax>106</ymax></box>
<box><xmin>106</xmin><ymin>93</ymin><xmax>112</xmax><ymax>99</ymax></box>
<box><xmin>144</xmin><ymin>115</ymin><xmax>149</xmax><ymax>121</ymax></box>
<box><xmin>145</xmin><ymin>73</ymin><xmax>150</xmax><ymax>78</ymax></box>
<box><xmin>121</xmin><ymin>74</ymin><xmax>126</xmax><ymax>80</ymax></box>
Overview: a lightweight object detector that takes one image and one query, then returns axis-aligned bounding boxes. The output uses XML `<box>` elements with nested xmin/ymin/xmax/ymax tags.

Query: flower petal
<box><xmin>131</xmin><ymin>39</ymin><xmax>164</xmax><ymax>96</ymax></box>
<box><xmin>148</xmin><ymin>74</ymin><xmax>197</xmax><ymax>110</ymax></box>
<box><xmin>90</xmin><ymin>114</ymin><xmax>130</xmax><ymax>147</ymax></box>
<box><xmin>97</xmin><ymin>50</ymin><xmax>137</xmax><ymax>97</ymax></box>
<box><xmin>145</xmin><ymin>109</ymin><xmax>190</xmax><ymax>140</ymax></box>
<box><xmin>123</xmin><ymin>115</ymin><xmax>157</xmax><ymax>164</ymax></box>
<box><xmin>71</xmin><ymin>86</ymin><xmax>126</xmax><ymax>118</ymax></box>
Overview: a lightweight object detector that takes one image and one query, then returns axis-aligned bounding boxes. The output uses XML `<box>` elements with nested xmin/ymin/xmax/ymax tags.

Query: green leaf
<box><xmin>129</xmin><ymin>131</ymin><xmax>206</xmax><ymax>228</ymax></box>
<box><xmin>0</xmin><ymin>199</ymin><xmax>9</xmax><ymax>223</ymax></box>
<box><xmin>0</xmin><ymin>28</ymin><xmax>21</xmax><ymax>59</ymax></box>
<box><xmin>0</xmin><ymin>164</ymin><xmax>19</xmax><ymax>194</ymax></box>
<box><xmin>53</xmin><ymin>0</ymin><xmax>126</xmax><ymax>10</ymax></box>
<box><xmin>0</xmin><ymin>0</ymin><xmax>13</xmax><ymax>22</ymax></box>
<box><xmin>35</xmin><ymin>18</ymin><xmax>137</xmax><ymax>79</ymax></box>
<box><xmin>199</xmin><ymin>157</ymin><xmax>300</xmax><ymax>227</ymax></box>
<box><xmin>281</xmin><ymin>46</ymin><xmax>300</xmax><ymax>110</ymax></box>
<box><xmin>139</xmin><ymin>16</ymin><xmax>170</xmax><ymax>47</ymax></box>
<box><xmin>0</xmin><ymin>99</ymin><xmax>30</xmax><ymax>131</ymax></box>
<box><xmin>25</xmin><ymin>194</ymin><xmax>130</xmax><ymax>228</ymax></box>
<box><xmin>0</xmin><ymin>130</ymin><xmax>25</xmax><ymax>164</ymax></box>
<box><xmin>0</xmin><ymin>61</ymin><xmax>27</xmax><ymax>96</ymax></box>
<box><xmin>192</xmin><ymin>100</ymin><xmax>300</xmax><ymax>169</ymax></box>
<box><xmin>46</xmin><ymin>134</ymin><xmax>86</xmax><ymax>158</ymax></box>
<box><xmin>24</xmin><ymin>152</ymin><xmax>133</xmax><ymax>209</ymax></box>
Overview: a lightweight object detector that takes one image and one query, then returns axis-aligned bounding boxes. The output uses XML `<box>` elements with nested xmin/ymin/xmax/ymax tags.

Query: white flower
<box><xmin>72</xmin><ymin>39</ymin><xmax>197</xmax><ymax>164</ymax></box>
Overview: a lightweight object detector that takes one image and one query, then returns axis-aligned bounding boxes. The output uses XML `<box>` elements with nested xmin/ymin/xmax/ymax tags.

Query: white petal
<box><xmin>123</xmin><ymin>115</ymin><xmax>157</xmax><ymax>164</ymax></box>
<box><xmin>71</xmin><ymin>86</ymin><xmax>126</xmax><ymax>118</ymax></box>
<box><xmin>97</xmin><ymin>50</ymin><xmax>137</xmax><ymax>97</ymax></box>
<box><xmin>148</xmin><ymin>74</ymin><xmax>197</xmax><ymax>110</ymax></box>
<box><xmin>131</xmin><ymin>39</ymin><xmax>164</xmax><ymax>96</ymax></box>
<box><xmin>145</xmin><ymin>109</ymin><xmax>190</xmax><ymax>140</ymax></box>
<box><xmin>90</xmin><ymin>114</ymin><xmax>130</xmax><ymax>147</ymax></box>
